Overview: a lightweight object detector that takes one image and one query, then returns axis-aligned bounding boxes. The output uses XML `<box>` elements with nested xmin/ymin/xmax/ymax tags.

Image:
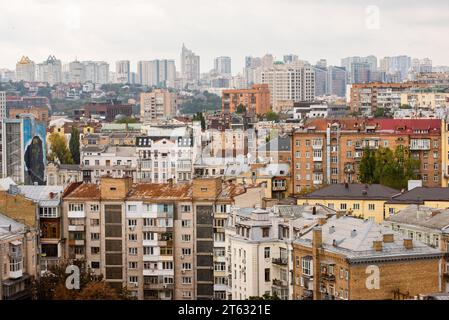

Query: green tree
<box><xmin>265</xmin><ymin>111</ymin><xmax>279</xmax><ymax>122</ymax></box>
<box><xmin>374</xmin><ymin>108</ymin><xmax>386</xmax><ymax>118</ymax></box>
<box><xmin>248</xmin><ymin>292</ymin><xmax>280</xmax><ymax>300</ymax></box>
<box><xmin>48</xmin><ymin>132</ymin><xmax>73</xmax><ymax>164</ymax></box>
<box><xmin>193</xmin><ymin>112</ymin><xmax>206</xmax><ymax>130</ymax></box>
<box><xmin>359</xmin><ymin>148</ymin><xmax>376</xmax><ymax>184</ymax></box>
<box><xmin>69</xmin><ymin>127</ymin><xmax>80</xmax><ymax>164</ymax></box>
<box><xmin>115</xmin><ymin>116</ymin><xmax>138</xmax><ymax>124</ymax></box>
<box><xmin>236</xmin><ymin>104</ymin><xmax>246</xmax><ymax>114</ymax></box>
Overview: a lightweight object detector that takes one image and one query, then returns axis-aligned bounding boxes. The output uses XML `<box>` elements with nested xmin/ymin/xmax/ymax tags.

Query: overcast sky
<box><xmin>1</xmin><ymin>0</ymin><xmax>448</xmax><ymax>74</ymax></box>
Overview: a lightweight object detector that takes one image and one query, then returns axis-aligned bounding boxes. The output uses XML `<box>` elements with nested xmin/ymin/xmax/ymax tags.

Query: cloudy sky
<box><xmin>1</xmin><ymin>0</ymin><xmax>448</xmax><ymax>74</ymax></box>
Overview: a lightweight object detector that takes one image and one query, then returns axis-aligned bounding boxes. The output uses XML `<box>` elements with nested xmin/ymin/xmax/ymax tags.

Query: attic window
<box><xmin>201</xmin><ymin>187</ymin><xmax>208</xmax><ymax>192</ymax></box>
<box><xmin>110</xmin><ymin>187</ymin><xmax>117</xmax><ymax>191</ymax></box>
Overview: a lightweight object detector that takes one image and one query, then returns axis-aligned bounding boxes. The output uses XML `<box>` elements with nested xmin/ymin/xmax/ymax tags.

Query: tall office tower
<box><xmin>350</xmin><ymin>62</ymin><xmax>371</xmax><ymax>84</ymax></box>
<box><xmin>261</xmin><ymin>63</ymin><xmax>315</xmax><ymax>111</ymax></box>
<box><xmin>15</xmin><ymin>56</ymin><xmax>35</xmax><ymax>82</ymax></box>
<box><xmin>316</xmin><ymin>59</ymin><xmax>328</xmax><ymax>68</ymax></box>
<box><xmin>140</xmin><ymin>90</ymin><xmax>176</xmax><ymax>123</ymax></box>
<box><xmin>314</xmin><ymin>65</ymin><xmax>328</xmax><ymax>97</ymax></box>
<box><xmin>379</xmin><ymin>55</ymin><xmax>411</xmax><ymax>80</ymax></box>
<box><xmin>0</xmin><ymin>91</ymin><xmax>5</xmax><ymax>120</ymax></box>
<box><xmin>214</xmin><ymin>56</ymin><xmax>232</xmax><ymax>76</ymax></box>
<box><xmin>341</xmin><ymin>55</ymin><xmax>377</xmax><ymax>83</ymax></box>
<box><xmin>116</xmin><ymin>60</ymin><xmax>131</xmax><ymax>84</ymax></box>
<box><xmin>36</xmin><ymin>55</ymin><xmax>62</xmax><ymax>85</ymax></box>
<box><xmin>181</xmin><ymin>44</ymin><xmax>200</xmax><ymax>85</ymax></box>
<box><xmin>244</xmin><ymin>56</ymin><xmax>262</xmax><ymax>87</ymax></box>
<box><xmin>138</xmin><ymin>60</ymin><xmax>176</xmax><ymax>87</ymax></box>
<box><xmin>283</xmin><ymin>54</ymin><xmax>299</xmax><ymax>64</ymax></box>
<box><xmin>69</xmin><ymin>60</ymin><xmax>85</xmax><ymax>83</ymax></box>
<box><xmin>327</xmin><ymin>66</ymin><xmax>347</xmax><ymax>97</ymax></box>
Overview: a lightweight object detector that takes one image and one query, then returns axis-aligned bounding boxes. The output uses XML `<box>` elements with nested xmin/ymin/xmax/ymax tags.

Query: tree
<box><xmin>115</xmin><ymin>117</ymin><xmax>138</xmax><ymax>124</ymax></box>
<box><xmin>48</xmin><ymin>132</ymin><xmax>73</xmax><ymax>164</ymax></box>
<box><xmin>69</xmin><ymin>127</ymin><xmax>80</xmax><ymax>164</ymax></box>
<box><xmin>359</xmin><ymin>148</ymin><xmax>376</xmax><ymax>184</ymax></box>
<box><xmin>193</xmin><ymin>112</ymin><xmax>206</xmax><ymax>130</ymax></box>
<box><xmin>374</xmin><ymin>108</ymin><xmax>386</xmax><ymax>118</ymax></box>
<box><xmin>265</xmin><ymin>111</ymin><xmax>279</xmax><ymax>122</ymax></box>
<box><xmin>236</xmin><ymin>104</ymin><xmax>246</xmax><ymax>114</ymax></box>
<box><xmin>248</xmin><ymin>292</ymin><xmax>280</xmax><ymax>300</ymax></box>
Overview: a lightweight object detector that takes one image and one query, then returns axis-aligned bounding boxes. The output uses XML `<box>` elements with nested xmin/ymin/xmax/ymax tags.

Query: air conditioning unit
<box><xmin>180</xmin><ymin>255</ymin><xmax>185</xmax><ymax>260</ymax></box>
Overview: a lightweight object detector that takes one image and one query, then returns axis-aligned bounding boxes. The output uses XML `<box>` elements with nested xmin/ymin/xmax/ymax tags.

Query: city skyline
<box><xmin>0</xmin><ymin>0</ymin><xmax>449</xmax><ymax>73</ymax></box>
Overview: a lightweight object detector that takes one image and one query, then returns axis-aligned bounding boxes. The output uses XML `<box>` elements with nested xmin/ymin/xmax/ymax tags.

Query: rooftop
<box><xmin>299</xmin><ymin>183</ymin><xmax>400</xmax><ymax>200</ymax></box>
<box><xmin>0</xmin><ymin>213</ymin><xmax>26</xmax><ymax>238</ymax></box>
<box><xmin>385</xmin><ymin>205</ymin><xmax>449</xmax><ymax>231</ymax></box>
<box><xmin>387</xmin><ymin>187</ymin><xmax>449</xmax><ymax>204</ymax></box>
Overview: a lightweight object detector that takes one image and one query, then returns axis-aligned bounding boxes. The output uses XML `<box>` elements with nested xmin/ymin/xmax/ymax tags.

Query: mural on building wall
<box><xmin>22</xmin><ymin>115</ymin><xmax>47</xmax><ymax>185</ymax></box>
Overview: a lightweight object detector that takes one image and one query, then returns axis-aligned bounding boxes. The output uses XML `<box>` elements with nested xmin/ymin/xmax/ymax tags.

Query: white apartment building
<box><xmin>15</xmin><ymin>56</ymin><xmax>35</xmax><ymax>82</ymax></box>
<box><xmin>225</xmin><ymin>205</ymin><xmax>335</xmax><ymax>300</ymax></box>
<box><xmin>136</xmin><ymin>123</ymin><xmax>202</xmax><ymax>183</ymax></box>
<box><xmin>36</xmin><ymin>55</ymin><xmax>62</xmax><ymax>85</ymax></box>
<box><xmin>262</xmin><ymin>63</ymin><xmax>315</xmax><ymax>112</ymax></box>
<box><xmin>137</xmin><ymin>60</ymin><xmax>176</xmax><ymax>88</ymax></box>
<box><xmin>80</xmin><ymin>145</ymin><xmax>138</xmax><ymax>183</ymax></box>
<box><xmin>181</xmin><ymin>44</ymin><xmax>200</xmax><ymax>85</ymax></box>
<box><xmin>116</xmin><ymin>60</ymin><xmax>131</xmax><ymax>84</ymax></box>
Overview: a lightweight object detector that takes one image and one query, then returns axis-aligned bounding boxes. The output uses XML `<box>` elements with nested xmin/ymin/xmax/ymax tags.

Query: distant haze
<box><xmin>0</xmin><ymin>0</ymin><xmax>448</xmax><ymax>73</ymax></box>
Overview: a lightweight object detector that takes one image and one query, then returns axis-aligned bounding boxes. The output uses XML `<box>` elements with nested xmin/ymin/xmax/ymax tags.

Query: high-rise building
<box><xmin>0</xmin><ymin>91</ymin><xmax>5</xmax><ymax>120</ymax></box>
<box><xmin>411</xmin><ymin>58</ymin><xmax>433</xmax><ymax>73</ymax></box>
<box><xmin>341</xmin><ymin>56</ymin><xmax>377</xmax><ymax>83</ymax></box>
<box><xmin>313</xmin><ymin>66</ymin><xmax>328</xmax><ymax>97</ymax></box>
<box><xmin>327</xmin><ymin>66</ymin><xmax>347</xmax><ymax>97</ymax></box>
<box><xmin>214</xmin><ymin>56</ymin><xmax>231</xmax><ymax>76</ymax></box>
<box><xmin>82</xmin><ymin>61</ymin><xmax>109</xmax><ymax>84</ymax></box>
<box><xmin>379</xmin><ymin>55</ymin><xmax>411</xmax><ymax>80</ymax></box>
<box><xmin>36</xmin><ymin>55</ymin><xmax>62</xmax><ymax>85</ymax></box>
<box><xmin>116</xmin><ymin>60</ymin><xmax>131</xmax><ymax>84</ymax></box>
<box><xmin>181</xmin><ymin>44</ymin><xmax>200</xmax><ymax>85</ymax></box>
<box><xmin>68</xmin><ymin>60</ymin><xmax>84</xmax><ymax>83</ymax></box>
<box><xmin>15</xmin><ymin>56</ymin><xmax>35</xmax><ymax>82</ymax></box>
<box><xmin>261</xmin><ymin>63</ymin><xmax>315</xmax><ymax>111</ymax></box>
<box><xmin>137</xmin><ymin>60</ymin><xmax>176</xmax><ymax>87</ymax></box>
<box><xmin>140</xmin><ymin>90</ymin><xmax>177</xmax><ymax>123</ymax></box>
<box><xmin>283</xmin><ymin>54</ymin><xmax>299</xmax><ymax>64</ymax></box>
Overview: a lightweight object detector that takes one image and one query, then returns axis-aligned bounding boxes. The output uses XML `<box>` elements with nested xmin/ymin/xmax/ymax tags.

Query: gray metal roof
<box><xmin>17</xmin><ymin>185</ymin><xmax>63</xmax><ymax>206</ymax></box>
<box><xmin>0</xmin><ymin>214</ymin><xmax>26</xmax><ymax>238</ymax></box>
<box><xmin>387</xmin><ymin>187</ymin><xmax>449</xmax><ymax>204</ymax></box>
<box><xmin>386</xmin><ymin>205</ymin><xmax>449</xmax><ymax>231</ymax></box>
<box><xmin>299</xmin><ymin>183</ymin><xmax>400</xmax><ymax>200</ymax></box>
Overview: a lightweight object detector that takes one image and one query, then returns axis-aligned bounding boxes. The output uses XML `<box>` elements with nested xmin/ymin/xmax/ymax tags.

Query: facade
<box><xmin>383</xmin><ymin>204</ymin><xmax>449</xmax><ymax>292</ymax></box>
<box><xmin>46</xmin><ymin>163</ymin><xmax>82</xmax><ymax>187</ymax></box>
<box><xmin>0</xmin><ymin>213</ymin><xmax>38</xmax><ymax>300</ymax></box>
<box><xmin>0</xmin><ymin>91</ymin><xmax>5</xmax><ymax>120</ymax></box>
<box><xmin>8</xmin><ymin>106</ymin><xmax>49</xmax><ymax>123</ymax></box>
<box><xmin>292</xmin><ymin>118</ymin><xmax>442</xmax><ymax>191</ymax></box>
<box><xmin>400</xmin><ymin>91</ymin><xmax>449</xmax><ymax>109</ymax></box>
<box><xmin>384</xmin><ymin>187</ymin><xmax>449</xmax><ymax>215</ymax></box>
<box><xmin>341</xmin><ymin>56</ymin><xmax>377</xmax><ymax>84</ymax></box>
<box><xmin>79</xmin><ymin>100</ymin><xmax>133</xmax><ymax>122</ymax></box>
<box><xmin>350</xmin><ymin>82</ymin><xmax>429</xmax><ymax>116</ymax></box>
<box><xmin>80</xmin><ymin>145</ymin><xmax>138</xmax><ymax>183</ymax></box>
<box><xmin>297</xmin><ymin>183</ymin><xmax>400</xmax><ymax>222</ymax></box>
<box><xmin>15</xmin><ymin>56</ymin><xmax>35</xmax><ymax>82</ymax></box>
<box><xmin>327</xmin><ymin>66</ymin><xmax>347</xmax><ymax>97</ymax></box>
<box><xmin>116</xmin><ymin>60</ymin><xmax>131</xmax><ymax>84</ymax></box>
<box><xmin>225</xmin><ymin>205</ymin><xmax>335</xmax><ymax>300</ymax></box>
<box><xmin>261</xmin><ymin>63</ymin><xmax>315</xmax><ymax>112</ymax></box>
<box><xmin>214</xmin><ymin>57</ymin><xmax>232</xmax><ymax>76</ymax></box>
<box><xmin>221</xmin><ymin>84</ymin><xmax>271</xmax><ymax>115</ymax></box>
<box><xmin>181</xmin><ymin>44</ymin><xmax>200</xmax><ymax>86</ymax></box>
<box><xmin>292</xmin><ymin>215</ymin><xmax>443</xmax><ymax>300</ymax></box>
<box><xmin>140</xmin><ymin>90</ymin><xmax>177</xmax><ymax>123</ymax></box>
<box><xmin>0</xmin><ymin>115</ymin><xmax>47</xmax><ymax>185</ymax></box>
<box><xmin>379</xmin><ymin>55</ymin><xmax>411</xmax><ymax>81</ymax></box>
<box><xmin>82</xmin><ymin>61</ymin><xmax>109</xmax><ymax>84</ymax></box>
<box><xmin>36</xmin><ymin>55</ymin><xmax>62</xmax><ymax>85</ymax></box>
<box><xmin>62</xmin><ymin>177</ymin><xmax>239</xmax><ymax>300</ymax></box>
<box><xmin>136</xmin><ymin>124</ymin><xmax>201</xmax><ymax>183</ymax></box>
<box><xmin>137</xmin><ymin>60</ymin><xmax>176</xmax><ymax>88</ymax></box>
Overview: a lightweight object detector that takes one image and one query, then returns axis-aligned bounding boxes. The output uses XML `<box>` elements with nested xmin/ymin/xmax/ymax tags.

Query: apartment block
<box><xmin>349</xmin><ymin>82</ymin><xmax>428</xmax><ymax>116</ymax></box>
<box><xmin>62</xmin><ymin>177</ymin><xmax>241</xmax><ymax>300</ymax></box>
<box><xmin>292</xmin><ymin>215</ymin><xmax>443</xmax><ymax>300</ymax></box>
<box><xmin>292</xmin><ymin>118</ymin><xmax>442</xmax><ymax>192</ymax></box>
<box><xmin>221</xmin><ymin>84</ymin><xmax>271</xmax><ymax>115</ymax></box>
<box><xmin>140</xmin><ymin>90</ymin><xmax>177</xmax><ymax>123</ymax></box>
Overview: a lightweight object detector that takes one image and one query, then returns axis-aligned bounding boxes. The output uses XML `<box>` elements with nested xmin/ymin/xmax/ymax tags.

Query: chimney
<box><xmin>329</xmin><ymin>225</ymin><xmax>336</xmax><ymax>234</ymax></box>
<box><xmin>312</xmin><ymin>226</ymin><xmax>322</xmax><ymax>301</ymax></box>
<box><xmin>383</xmin><ymin>234</ymin><xmax>394</xmax><ymax>243</ymax></box>
<box><xmin>351</xmin><ymin>229</ymin><xmax>357</xmax><ymax>238</ymax></box>
<box><xmin>49</xmin><ymin>192</ymin><xmax>55</xmax><ymax>199</ymax></box>
<box><xmin>312</xmin><ymin>206</ymin><xmax>317</xmax><ymax>215</ymax></box>
<box><xmin>318</xmin><ymin>217</ymin><xmax>326</xmax><ymax>226</ymax></box>
<box><xmin>373</xmin><ymin>240</ymin><xmax>383</xmax><ymax>251</ymax></box>
<box><xmin>312</xmin><ymin>226</ymin><xmax>322</xmax><ymax>249</ymax></box>
<box><xmin>404</xmin><ymin>238</ymin><xmax>413</xmax><ymax>249</ymax></box>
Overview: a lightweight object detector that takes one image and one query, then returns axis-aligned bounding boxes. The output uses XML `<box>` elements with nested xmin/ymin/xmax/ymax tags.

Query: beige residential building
<box><xmin>400</xmin><ymin>91</ymin><xmax>449</xmax><ymax>109</ymax></box>
<box><xmin>62</xmin><ymin>177</ymin><xmax>243</xmax><ymax>300</ymax></box>
<box><xmin>140</xmin><ymin>90</ymin><xmax>177</xmax><ymax>123</ymax></box>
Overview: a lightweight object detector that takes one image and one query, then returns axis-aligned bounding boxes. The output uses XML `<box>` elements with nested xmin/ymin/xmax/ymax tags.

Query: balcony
<box><xmin>68</xmin><ymin>239</ymin><xmax>85</xmax><ymax>246</ymax></box>
<box><xmin>321</xmin><ymin>273</ymin><xmax>336</xmax><ymax>282</ymax></box>
<box><xmin>272</xmin><ymin>279</ymin><xmax>288</xmax><ymax>288</ymax></box>
<box><xmin>272</xmin><ymin>257</ymin><xmax>288</xmax><ymax>266</ymax></box>
<box><xmin>67</xmin><ymin>210</ymin><xmax>85</xmax><ymax>218</ymax></box>
<box><xmin>68</xmin><ymin>225</ymin><xmax>85</xmax><ymax>232</ymax></box>
<box><xmin>313</xmin><ymin>156</ymin><xmax>323</xmax><ymax>162</ymax></box>
<box><xmin>9</xmin><ymin>268</ymin><xmax>23</xmax><ymax>279</ymax></box>
<box><xmin>142</xmin><ymin>226</ymin><xmax>173</xmax><ymax>233</ymax></box>
<box><xmin>313</xmin><ymin>166</ymin><xmax>323</xmax><ymax>173</ymax></box>
<box><xmin>143</xmin><ymin>283</ymin><xmax>174</xmax><ymax>290</ymax></box>
<box><xmin>313</xmin><ymin>180</ymin><xmax>323</xmax><ymax>185</ymax></box>
<box><xmin>312</xmin><ymin>144</ymin><xmax>323</xmax><ymax>150</ymax></box>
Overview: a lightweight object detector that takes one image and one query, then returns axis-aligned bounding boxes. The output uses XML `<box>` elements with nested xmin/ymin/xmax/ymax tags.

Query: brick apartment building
<box><xmin>292</xmin><ymin>215</ymin><xmax>443</xmax><ymax>300</ymax></box>
<box><xmin>62</xmin><ymin>177</ymin><xmax>244</xmax><ymax>300</ymax></box>
<box><xmin>221</xmin><ymin>84</ymin><xmax>271</xmax><ymax>115</ymax></box>
<box><xmin>292</xmin><ymin>118</ymin><xmax>442</xmax><ymax>194</ymax></box>
<box><xmin>75</xmin><ymin>100</ymin><xmax>133</xmax><ymax>122</ymax></box>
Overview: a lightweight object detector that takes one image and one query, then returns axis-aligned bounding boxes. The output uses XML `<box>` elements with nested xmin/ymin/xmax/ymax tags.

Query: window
<box><xmin>129</xmin><ymin>276</ymin><xmax>138</xmax><ymax>284</ymax></box>
<box><xmin>182</xmin><ymin>248</ymin><xmax>191</xmax><ymax>255</ymax></box>
<box><xmin>353</xmin><ymin>203</ymin><xmax>360</xmax><ymax>210</ymax></box>
<box><xmin>128</xmin><ymin>219</ymin><xmax>137</xmax><ymax>227</ymax></box>
<box><xmin>69</xmin><ymin>203</ymin><xmax>84</xmax><ymax>212</ymax></box>
<box><xmin>264</xmin><ymin>247</ymin><xmax>270</xmax><ymax>259</ymax></box>
<box><xmin>346</xmin><ymin>151</ymin><xmax>352</xmax><ymax>158</ymax></box>
<box><xmin>91</xmin><ymin>261</ymin><xmax>100</xmax><ymax>269</ymax></box>
<box><xmin>91</xmin><ymin>233</ymin><xmax>100</xmax><ymax>240</ymax></box>
<box><xmin>143</xmin><ymin>246</ymin><xmax>154</xmax><ymax>255</ymax></box>
<box><xmin>214</xmin><ymin>262</ymin><xmax>226</xmax><ymax>271</ymax></box>
<box><xmin>331</xmin><ymin>168</ymin><xmax>338</xmax><ymax>175</ymax></box>
<box><xmin>181</xmin><ymin>234</ymin><xmax>191</xmax><ymax>242</ymax></box>
<box><xmin>182</xmin><ymin>291</ymin><xmax>192</xmax><ymax>298</ymax></box>
<box><xmin>345</xmin><ymin>269</ymin><xmax>349</xmax><ymax>280</ymax></box>
<box><xmin>295</xmin><ymin>140</ymin><xmax>300</xmax><ymax>147</ymax></box>
<box><xmin>264</xmin><ymin>268</ymin><xmax>270</xmax><ymax>282</ymax></box>
<box><xmin>129</xmin><ymin>247</ymin><xmax>138</xmax><ymax>255</ymax></box>
<box><xmin>181</xmin><ymin>220</ymin><xmax>191</xmax><ymax>228</ymax></box>
<box><xmin>91</xmin><ymin>247</ymin><xmax>100</xmax><ymax>254</ymax></box>
<box><xmin>339</xmin><ymin>267</ymin><xmax>344</xmax><ymax>279</ymax></box>
<box><xmin>368</xmin><ymin>204</ymin><xmax>375</xmax><ymax>211</ymax></box>
<box><xmin>90</xmin><ymin>219</ymin><xmax>100</xmax><ymax>226</ymax></box>
<box><xmin>302</xmin><ymin>258</ymin><xmax>312</xmax><ymax>276</ymax></box>
<box><xmin>162</xmin><ymin>262</ymin><xmax>174</xmax><ymax>270</ymax></box>
<box><xmin>262</xmin><ymin>228</ymin><xmax>270</xmax><ymax>238</ymax></box>
<box><xmin>128</xmin><ymin>262</ymin><xmax>138</xmax><ymax>269</ymax></box>
<box><xmin>389</xmin><ymin>207</ymin><xmax>395</xmax><ymax>215</ymax></box>
<box><xmin>295</xmin><ymin>151</ymin><xmax>301</xmax><ymax>158</ymax></box>
<box><xmin>129</xmin><ymin>234</ymin><xmax>137</xmax><ymax>241</ymax></box>
<box><xmin>182</xmin><ymin>263</ymin><xmax>192</xmax><ymax>270</ymax></box>
<box><xmin>182</xmin><ymin>277</ymin><xmax>192</xmax><ymax>284</ymax></box>
<box><xmin>143</xmin><ymin>232</ymin><xmax>154</xmax><ymax>240</ymax></box>
<box><xmin>340</xmin><ymin>203</ymin><xmax>347</xmax><ymax>210</ymax></box>
<box><xmin>127</xmin><ymin>205</ymin><xmax>137</xmax><ymax>212</ymax></box>
<box><xmin>328</xmin><ymin>203</ymin><xmax>334</xmax><ymax>209</ymax></box>
<box><xmin>180</xmin><ymin>205</ymin><xmax>191</xmax><ymax>213</ymax></box>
